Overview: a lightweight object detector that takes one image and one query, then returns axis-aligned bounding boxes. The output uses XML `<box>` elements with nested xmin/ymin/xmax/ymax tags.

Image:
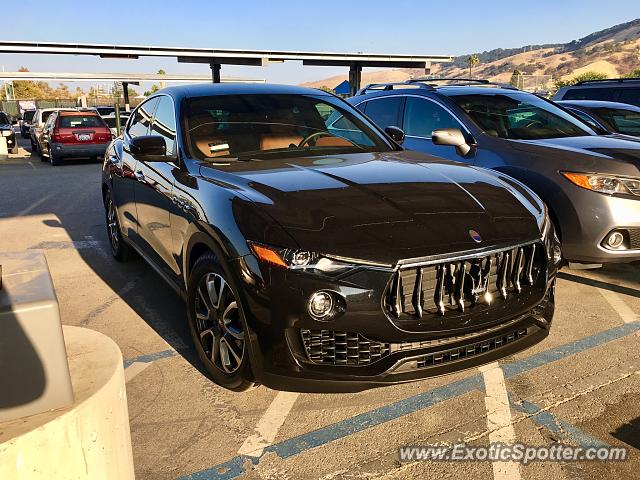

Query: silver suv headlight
<box><xmin>561</xmin><ymin>172</ymin><xmax>640</xmax><ymax>197</ymax></box>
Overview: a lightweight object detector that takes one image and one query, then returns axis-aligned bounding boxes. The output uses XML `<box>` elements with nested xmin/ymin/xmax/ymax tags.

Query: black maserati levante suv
<box><xmin>102</xmin><ymin>84</ymin><xmax>560</xmax><ymax>392</ymax></box>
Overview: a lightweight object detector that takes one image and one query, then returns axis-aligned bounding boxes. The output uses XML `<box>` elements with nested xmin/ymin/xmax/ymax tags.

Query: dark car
<box><xmin>553</xmin><ymin>77</ymin><xmax>640</xmax><ymax>107</ymax></box>
<box><xmin>40</xmin><ymin>110</ymin><xmax>112</xmax><ymax>165</ymax></box>
<box><xmin>102</xmin><ymin>83</ymin><xmax>559</xmax><ymax>392</ymax></box>
<box><xmin>0</xmin><ymin>111</ymin><xmax>18</xmax><ymax>154</ymax></box>
<box><xmin>20</xmin><ymin>109</ymin><xmax>36</xmax><ymax>138</ymax></box>
<box><xmin>556</xmin><ymin>100</ymin><xmax>640</xmax><ymax>137</ymax></box>
<box><xmin>348</xmin><ymin>79</ymin><xmax>640</xmax><ymax>265</ymax></box>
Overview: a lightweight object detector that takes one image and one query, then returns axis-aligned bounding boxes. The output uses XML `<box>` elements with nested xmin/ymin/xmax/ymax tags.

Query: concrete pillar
<box><xmin>0</xmin><ymin>137</ymin><xmax>7</xmax><ymax>160</ymax></box>
<box><xmin>211</xmin><ymin>63</ymin><xmax>221</xmax><ymax>83</ymax></box>
<box><xmin>0</xmin><ymin>326</ymin><xmax>135</xmax><ymax>480</ymax></box>
<box><xmin>348</xmin><ymin>63</ymin><xmax>362</xmax><ymax>97</ymax></box>
<box><xmin>122</xmin><ymin>82</ymin><xmax>130</xmax><ymax>113</ymax></box>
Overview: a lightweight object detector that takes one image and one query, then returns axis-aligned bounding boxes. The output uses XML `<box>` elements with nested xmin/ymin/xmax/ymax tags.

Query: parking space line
<box><xmin>124</xmin><ymin>361</ymin><xmax>153</xmax><ymax>382</ymax></box>
<box><xmin>238</xmin><ymin>391</ymin><xmax>300</xmax><ymax>457</ymax></box>
<box><xmin>510</xmin><ymin>398</ymin><xmax>609</xmax><ymax>448</ymax></box>
<box><xmin>598</xmin><ymin>289</ymin><xmax>638</xmax><ymax>324</ymax></box>
<box><xmin>123</xmin><ymin>348</ymin><xmax>177</xmax><ymax>368</ymax></box>
<box><xmin>480</xmin><ymin>363</ymin><xmax>521</xmax><ymax>480</ymax></box>
<box><xmin>16</xmin><ymin>194</ymin><xmax>52</xmax><ymax>217</ymax></box>
<box><xmin>177</xmin><ymin>321</ymin><xmax>640</xmax><ymax>480</ymax></box>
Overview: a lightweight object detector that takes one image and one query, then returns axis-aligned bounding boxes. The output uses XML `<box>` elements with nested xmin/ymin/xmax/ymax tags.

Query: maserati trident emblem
<box><xmin>469</xmin><ymin>229</ymin><xmax>482</xmax><ymax>243</ymax></box>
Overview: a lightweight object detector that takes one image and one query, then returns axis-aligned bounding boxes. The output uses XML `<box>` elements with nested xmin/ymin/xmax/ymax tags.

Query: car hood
<box><xmin>508</xmin><ymin>135</ymin><xmax>640</xmax><ymax>174</ymax></box>
<box><xmin>200</xmin><ymin>151</ymin><xmax>543</xmax><ymax>265</ymax></box>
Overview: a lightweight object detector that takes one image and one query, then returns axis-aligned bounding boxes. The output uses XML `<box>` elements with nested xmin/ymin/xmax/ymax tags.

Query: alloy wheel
<box><xmin>107</xmin><ymin>198</ymin><xmax>119</xmax><ymax>252</ymax></box>
<box><xmin>194</xmin><ymin>272</ymin><xmax>244</xmax><ymax>374</ymax></box>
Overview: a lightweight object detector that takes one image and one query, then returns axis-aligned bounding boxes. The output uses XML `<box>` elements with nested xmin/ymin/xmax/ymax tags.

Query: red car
<box><xmin>40</xmin><ymin>111</ymin><xmax>112</xmax><ymax>166</ymax></box>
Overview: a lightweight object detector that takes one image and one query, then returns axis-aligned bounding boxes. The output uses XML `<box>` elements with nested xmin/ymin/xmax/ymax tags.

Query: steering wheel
<box><xmin>524</xmin><ymin>120</ymin><xmax>544</xmax><ymax>129</ymax></box>
<box><xmin>298</xmin><ymin>131</ymin><xmax>335</xmax><ymax>148</ymax></box>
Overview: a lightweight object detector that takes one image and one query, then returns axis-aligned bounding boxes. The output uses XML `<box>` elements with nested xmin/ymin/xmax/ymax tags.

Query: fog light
<box><xmin>308</xmin><ymin>291</ymin><xmax>333</xmax><ymax>319</ymax></box>
<box><xmin>606</xmin><ymin>231</ymin><xmax>625</xmax><ymax>249</ymax></box>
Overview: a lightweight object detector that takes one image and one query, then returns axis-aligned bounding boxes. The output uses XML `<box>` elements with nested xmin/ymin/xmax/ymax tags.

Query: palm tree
<box><xmin>468</xmin><ymin>54</ymin><xmax>480</xmax><ymax>78</ymax></box>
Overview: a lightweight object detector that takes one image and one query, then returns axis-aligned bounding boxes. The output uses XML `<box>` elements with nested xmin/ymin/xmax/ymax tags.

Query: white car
<box><xmin>101</xmin><ymin>113</ymin><xmax>130</xmax><ymax>137</ymax></box>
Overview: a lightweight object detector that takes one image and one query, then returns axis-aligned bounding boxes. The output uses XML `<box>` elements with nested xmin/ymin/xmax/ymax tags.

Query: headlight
<box><xmin>0</xmin><ymin>130</ymin><xmax>12</xmax><ymax>137</ymax></box>
<box><xmin>249</xmin><ymin>242</ymin><xmax>357</xmax><ymax>274</ymax></box>
<box><xmin>561</xmin><ymin>172</ymin><xmax>640</xmax><ymax>197</ymax></box>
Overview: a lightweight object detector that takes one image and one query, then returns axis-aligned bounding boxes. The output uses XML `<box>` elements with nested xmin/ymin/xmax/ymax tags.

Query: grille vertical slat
<box><xmin>385</xmin><ymin>242</ymin><xmax>544</xmax><ymax>321</ymax></box>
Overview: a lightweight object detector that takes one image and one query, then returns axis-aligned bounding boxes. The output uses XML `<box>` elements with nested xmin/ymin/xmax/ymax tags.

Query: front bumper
<box><xmin>558</xmin><ymin>187</ymin><xmax>640</xmax><ymax>263</ymax></box>
<box><xmin>235</xmin><ymin>240</ymin><xmax>557</xmax><ymax>393</ymax></box>
<box><xmin>51</xmin><ymin>142</ymin><xmax>109</xmax><ymax>158</ymax></box>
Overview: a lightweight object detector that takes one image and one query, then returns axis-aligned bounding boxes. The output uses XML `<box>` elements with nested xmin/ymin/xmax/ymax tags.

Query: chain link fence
<box><xmin>1</xmin><ymin>97</ymin><xmax>143</xmax><ymax>119</ymax></box>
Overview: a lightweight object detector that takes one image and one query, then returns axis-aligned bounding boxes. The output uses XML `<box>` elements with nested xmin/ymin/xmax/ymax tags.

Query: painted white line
<box><xmin>599</xmin><ymin>289</ymin><xmax>638</xmax><ymax>324</ymax></box>
<box><xmin>480</xmin><ymin>362</ymin><xmax>522</xmax><ymax>480</ymax></box>
<box><xmin>238</xmin><ymin>391</ymin><xmax>300</xmax><ymax>457</ymax></box>
<box><xmin>124</xmin><ymin>361</ymin><xmax>152</xmax><ymax>382</ymax></box>
<box><xmin>17</xmin><ymin>194</ymin><xmax>52</xmax><ymax>217</ymax></box>
<box><xmin>27</xmin><ymin>161</ymin><xmax>35</xmax><ymax>169</ymax></box>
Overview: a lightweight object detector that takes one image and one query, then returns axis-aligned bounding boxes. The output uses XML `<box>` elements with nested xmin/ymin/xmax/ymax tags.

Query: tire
<box><xmin>49</xmin><ymin>150</ymin><xmax>60</xmax><ymax>166</ymax></box>
<box><xmin>104</xmin><ymin>191</ymin><xmax>135</xmax><ymax>261</ymax></box>
<box><xmin>187</xmin><ymin>252</ymin><xmax>256</xmax><ymax>391</ymax></box>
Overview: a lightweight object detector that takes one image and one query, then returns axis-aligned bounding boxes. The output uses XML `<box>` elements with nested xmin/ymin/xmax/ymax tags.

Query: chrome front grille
<box><xmin>300</xmin><ymin>329</ymin><xmax>390</xmax><ymax>366</ymax></box>
<box><xmin>385</xmin><ymin>242</ymin><xmax>544</xmax><ymax>321</ymax></box>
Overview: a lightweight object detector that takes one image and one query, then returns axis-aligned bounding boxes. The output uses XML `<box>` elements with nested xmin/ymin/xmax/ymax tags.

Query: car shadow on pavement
<box><xmin>19</xmin><ymin>142</ymin><xmax>208</xmax><ymax>378</ymax></box>
<box><xmin>612</xmin><ymin>416</ymin><xmax>640</xmax><ymax>450</ymax></box>
<box><xmin>558</xmin><ymin>270</ymin><xmax>640</xmax><ymax>298</ymax></box>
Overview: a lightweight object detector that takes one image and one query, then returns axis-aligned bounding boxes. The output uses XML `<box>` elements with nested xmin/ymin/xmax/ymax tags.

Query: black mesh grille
<box><xmin>415</xmin><ymin>328</ymin><xmax>528</xmax><ymax>369</ymax></box>
<box><xmin>300</xmin><ymin>329</ymin><xmax>390</xmax><ymax>366</ymax></box>
<box><xmin>385</xmin><ymin>242</ymin><xmax>544</xmax><ymax>321</ymax></box>
<box><xmin>629</xmin><ymin>229</ymin><xmax>640</xmax><ymax>249</ymax></box>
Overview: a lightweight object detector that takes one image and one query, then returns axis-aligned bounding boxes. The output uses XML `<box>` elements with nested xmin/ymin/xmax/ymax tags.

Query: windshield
<box><xmin>592</xmin><ymin>107</ymin><xmax>640</xmax><ymax>136</ymax></box>
<box><xmin>183</xmin><ymin>94</ymin><xmax>392</xmax><ymax>161</ymax></box>
<box><xmin>23</xmin><ymin>110</ymin><xmax>35</xmax><ymax>123</ymax></box>
<box><xmin>58</xmin><ymin>115</ymin><xmax>106</xmax><ymax>128</ymax></box>
<box><xmin>448</xmin><ymin>92</ymin><xmax>595</xmax><ymax>140</ymax></box>
<box><xmin>0</xmin><ymin>112</ymin><xmax>9</xmax><ymax>124</ymax></box>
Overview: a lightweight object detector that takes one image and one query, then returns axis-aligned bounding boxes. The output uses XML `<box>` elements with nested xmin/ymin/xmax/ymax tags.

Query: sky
<box><xmin>2</xmin><ymin>0</ymin><xmax>640</xmax><ymax>89</ymax></box>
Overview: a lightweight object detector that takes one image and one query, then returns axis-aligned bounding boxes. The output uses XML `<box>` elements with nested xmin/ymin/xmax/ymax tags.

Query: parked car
<box><xmin>556</xmin><ymin>100</ymin><xmax>640</xmax><ymax>137</ymax></box>
<box><xmin>20</xmin><ymin>109</ymin><xmax>36</xmax><ymax>138</ymax></box>
<box><xmin>102</xmin><ymin>113</ymin><xmax>130</xmax><ymax>137</ymax></box>
<box><xmin>102</xmin><ymin>84</ymin><xmax>560</xmax><ymax>392</ymax></box>
<box><xmin>0</xmin><ymin>111</ymin><xmax>18</xmax><ymax>154</ymax></box>
<box><xmin>348</xmin><ymin>79</ymin><xmax>640</xmax><ymax>265</ymax></box>
<box><xmin>40</xmin><ymin>110</ymin><xmax>112</xmax><ymax>166</ymax></box>
<box><xmin>93</xmin><ymin>106</ymin><xmax>116</xmax><ymax>117</ymax></box>
<box><xmin>553</xmin><ymin>77</ymin><xmax>640</xmax><ymax>107</ymax></box>
<box><xmin>29</xmin><ymin>107</ymin><xmax>77</xmax><ymax>155</ymax></box>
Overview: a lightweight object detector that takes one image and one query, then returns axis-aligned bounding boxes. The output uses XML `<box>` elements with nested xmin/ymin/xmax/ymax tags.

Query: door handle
<box><xmin>134</xmin><ymin>170</ymin><xmax>145</xmax><ymax>182</ymax></box>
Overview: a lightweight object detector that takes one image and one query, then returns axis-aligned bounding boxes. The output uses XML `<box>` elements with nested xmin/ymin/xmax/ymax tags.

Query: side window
<box><xmin>150</xmin><ymin>96</ymin><xmax>177</xmax><ymax>155</ymax></box>
<box><xmin>362</xmin><ymin>97</ymin><xmax>403</xmax><ymax>129</ymax></box>
<box><xmin>44</xmin><ymin>113</ymin><xmax>56</xmax><ymax>130</ymax></box>
<box><xmin>616</xmin><ymin>88</ymin><xmax>640</xmax><ymax>107</ymax></box>
<box><xmin>403</xmin><ymin>97</ymin><xmax>461</xmax><ymax>137</ymax></box>
<box><xmin>127</xmin><ymin>98</ymin><xmax>159</xmax><ymax>138</ymax></box>
<box><xmin>563</xmin><ymin>88</ymin><xmax>617</xmax><ymax>102</ymax></box>
<box><xmin>567</xmin><ymin>108</ymin><xmax>600</xmax><ymax>128</ymax></box>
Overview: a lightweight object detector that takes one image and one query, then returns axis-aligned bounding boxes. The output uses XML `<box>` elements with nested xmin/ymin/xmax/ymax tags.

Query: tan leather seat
<box><xmin>260</xmin><ymin>135</ymin><xmax>303</xmax><ymax>150</ymax></box>
<box><xmin>314</xmin><ymin>136</ymin><xmax>353</xmax><ymax>147</ymax></box>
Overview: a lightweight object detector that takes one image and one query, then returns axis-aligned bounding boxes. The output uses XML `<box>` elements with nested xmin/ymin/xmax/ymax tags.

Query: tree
<box><xmin>555</xmin><ymin>71</ymin><xmax>608</xmax><ymax>90</ymax></box>
<box><xmin>143</xmin><ymin>69</ymin><xmax>167</xmax><ymax>96</ymax></box>
<box><xmin>467</xmin><ymin>54</ymin><xmax>480</xmax><ymax>77</ymax></box>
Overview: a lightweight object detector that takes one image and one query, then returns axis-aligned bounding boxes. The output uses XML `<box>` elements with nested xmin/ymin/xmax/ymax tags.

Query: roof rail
<box><xmin>407</xmin><ymin>77</ymin><xmax>489</xmax><ymax>84</ymax></box>
<box><xmin>574</xmin><ymin>77</ymin><xmax>640</xmax><ymax>85</ymax></box>
<box><xmin>407</xmin><ymin>77</ymin><xmax>519</xmax><ymax>90</ymax></box>
<box><xmin>356</xmin><ymin>82</ymin><xmax>434</xmax><ymax>95</ymax></box>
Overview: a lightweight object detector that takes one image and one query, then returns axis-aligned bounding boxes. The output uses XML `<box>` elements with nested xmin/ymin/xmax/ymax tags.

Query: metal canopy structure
<box><xmin>0</xmin><ymin>40</ymin><xmax>453</xmax><ymax>95</ymax></box>
<box><xmin>0</xmin><ymin>71</ymin><xmax>264</xmax><ymax>83</ymax></box>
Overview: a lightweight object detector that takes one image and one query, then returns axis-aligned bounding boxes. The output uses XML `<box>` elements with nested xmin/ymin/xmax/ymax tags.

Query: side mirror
<box><xmin>384</xmin><ymin>126</ymin><xmax>405</xmax><ymax>145</ymax></box>
<box><xmin>432</xmin><ymin>128</ymin><xmax>473</xmax><ymax>156</ymax></box>
<box><xmin>127</xmin><ymin>135</ymin><xmax>170</xmax><ymax>161</ymax></box>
